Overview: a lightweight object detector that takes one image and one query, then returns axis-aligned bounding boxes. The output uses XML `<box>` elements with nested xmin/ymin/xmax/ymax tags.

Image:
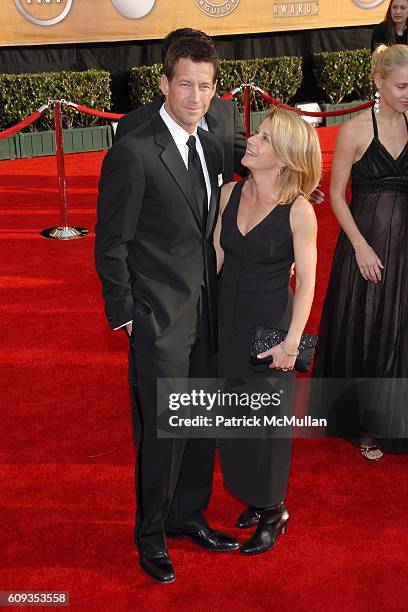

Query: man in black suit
<box><xmin>115</xmin><ymin>28</ymin><xmax>247</xmax><ymax>182</ymax></box>
<box><xmin>95</xmin><ymin>37</ymin><xmax>239</xmax><ymax>585</ymax></box>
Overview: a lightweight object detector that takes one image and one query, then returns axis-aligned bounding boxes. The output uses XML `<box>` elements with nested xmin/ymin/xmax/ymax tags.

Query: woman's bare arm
<box><xmin>330</xmin><ymin>121</ymin><xmax>383</xmax><ymax>283</ymax></box>
<box><xmin>257</xmin><ymin>197</ymin><xmax>317</xmax><ymax>371</ymax></box>
<box><xmin>213</xmin><ymin>181</ymin><xmax>236</xmax><ymax>274</ymax></box>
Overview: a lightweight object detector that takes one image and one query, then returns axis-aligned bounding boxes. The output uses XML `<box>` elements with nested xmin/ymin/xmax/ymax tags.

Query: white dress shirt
<box><xmin>159</xmin><ymin>104</ymin><xmax>211</xmax><ymax>208</ymax></box>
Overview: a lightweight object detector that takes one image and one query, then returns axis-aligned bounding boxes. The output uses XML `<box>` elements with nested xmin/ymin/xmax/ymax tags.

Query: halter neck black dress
<box><xmin>312</xmin><ymin>108</ymin><xmax>408</xmax><ymax>452</ymax></box>
<box><xmin>218</xmin><ymin>180</ymin><xmax>296</xmax><ymax>507</ymax></box>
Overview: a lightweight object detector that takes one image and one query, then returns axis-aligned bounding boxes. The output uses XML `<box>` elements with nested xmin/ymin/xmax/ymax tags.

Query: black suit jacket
<box><xmin>95</xmin><ymin>113</ymin><xmax>223</xmax><ymax>359</ymax></box>
<box><xmin>115</xmin><ymin>96</ymin><xmax>247</xmax><ymax>182</ymax></box>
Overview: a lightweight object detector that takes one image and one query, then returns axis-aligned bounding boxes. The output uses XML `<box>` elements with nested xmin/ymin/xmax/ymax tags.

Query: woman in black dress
<box><xmin>371</xmin><ymin>1</ymin><xmax>408</xmax><ymax>50</ymax></box>
<box><xmin>213</xmin><ymin>107</ymin><xmax>321</xmax><ymax>555</ymax></box>
<box><xmin>312</xmin><ymin>44</ymin><xmax>408</xmax><ymax>458</ymax></box>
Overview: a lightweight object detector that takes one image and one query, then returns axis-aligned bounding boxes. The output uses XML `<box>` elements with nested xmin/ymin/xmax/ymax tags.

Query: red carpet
<box><xmin>1</xmin><ymin>128</ymin><xmax>407</xmax><ymax>611</ymax></box>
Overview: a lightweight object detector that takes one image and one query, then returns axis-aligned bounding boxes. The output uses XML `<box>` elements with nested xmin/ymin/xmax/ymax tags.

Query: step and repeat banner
<box><xmin>1</xmin><ymin>0</ymin><xmax>387</xmax><ymax>47</ymax></box>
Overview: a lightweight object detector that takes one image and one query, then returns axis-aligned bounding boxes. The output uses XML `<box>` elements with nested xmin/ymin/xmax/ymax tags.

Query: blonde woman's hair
<box><xmin>371</xmin><ymin>43</ymin><xmax>408</xmax><ymax>80</ymax></box>
<box><xmin>266</xmin><ymin>106</ymin><xmax>322</xmax><ymax>205</ymax></box>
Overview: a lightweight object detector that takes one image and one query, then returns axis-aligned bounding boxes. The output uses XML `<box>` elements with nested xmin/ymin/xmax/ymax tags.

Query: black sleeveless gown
<box><xmin>218</xmin><ymin>180</ymin><xmax>296</xmax><ymax>507</ymax></box>
<box><xmin>312</xmin><ymin>109</ymin><xmax>408</xmax><ymax>452</ymax></box>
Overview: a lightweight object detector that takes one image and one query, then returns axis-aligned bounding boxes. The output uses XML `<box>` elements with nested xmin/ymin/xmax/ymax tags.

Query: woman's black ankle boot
<box><xmin>240</xmin><ymin>502</ymin><xmax>289</xmax><ymax>555</ymax></box>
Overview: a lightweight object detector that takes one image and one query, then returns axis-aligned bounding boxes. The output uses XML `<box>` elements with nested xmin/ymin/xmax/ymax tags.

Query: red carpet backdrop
<box><xmin>0</xmin><ymin>129</ymin><xmax>407</xmax><ymax>610</ymax></box>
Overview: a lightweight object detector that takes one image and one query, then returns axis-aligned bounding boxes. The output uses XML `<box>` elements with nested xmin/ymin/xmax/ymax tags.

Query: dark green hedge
<box><xmin>313</xmin><ymin>48</ymin><xmax>373</xmax><ymax>104</ymax></box>
<box><xmin>129</xmin><ymin>56</ymin><xmax>303</xmax><ymax>112</ymax></box>
<box><xmin>0</xmin><ymin>69</ymin><xmax>111</xmax><ymax>131</ymax></box>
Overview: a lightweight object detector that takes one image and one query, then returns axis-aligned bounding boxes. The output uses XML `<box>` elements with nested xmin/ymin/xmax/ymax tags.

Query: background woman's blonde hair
<box><xmin>266</xmin><ymin>106</ymin><xmax>322</xmax><ymax>205</ymax></box>
<box><xmin>371</xmin><ymin>43</ymin><xmax>408</xmax><ymax>80</ymax></box>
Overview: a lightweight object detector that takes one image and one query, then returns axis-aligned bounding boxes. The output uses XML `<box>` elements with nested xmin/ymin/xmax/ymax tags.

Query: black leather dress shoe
<box><xmin>236</xmin><ymin>506</ymin><xmax>262</xmax><ymax>529</ymax></box>
<box><xmin>139</xmin><ymin>551</ymin><xmax>175</xmax><ymax>583</ymax></box>
<box><xmin>167</xmin><ymin>527</ymin><xmax>239</xmax><ymax>551</ymax></box>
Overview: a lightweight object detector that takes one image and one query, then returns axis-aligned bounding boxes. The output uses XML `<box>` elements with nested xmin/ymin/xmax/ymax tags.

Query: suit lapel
<box><xmin>153</xmin><ymin>115</ymin><xmax>202</xmax><ymax>227</ymax></box>
<box><xmin>199</xmin><ymin>127</ymin><xmax>220</xmax><ymax>239</ymax></box>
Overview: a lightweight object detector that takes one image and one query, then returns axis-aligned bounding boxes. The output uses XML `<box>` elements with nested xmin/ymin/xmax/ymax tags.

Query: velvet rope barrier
<box><xmin>0</xmin><ymin>89</ymin><xmax>375</xmax><ymax>139</ymax></box>
<box><xmin>68</xmin><ymin>90</ymin><xmax>374</xmax><ymax>120</ymax></box>
<box><xmin>0</xmin><ymin>104</ymin><xmax>49</xmax><ymax>139</ymax></box>
<box><xmin>67</xmin><ymin>93</ymin><xmax>241</xmax><ymax>118</ymax></box>
<box><xmin>65</xmin><ymin>102</ymin><xmax>124</xmax><ymax>121</ymax></box>
<box><xmin>257</xmin><ymin>89</ymin><xmax>374</xmax><ymax>117</ymax></box>
<box><xmin>220</xmin><ymin>86</ymin><xmax>242</xmax><ymax>101</ymax></box>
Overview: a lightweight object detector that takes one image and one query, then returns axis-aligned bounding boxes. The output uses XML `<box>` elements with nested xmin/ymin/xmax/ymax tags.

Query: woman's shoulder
<box><xmin>343</xmin><ymin>108</ymin><xmax>373</xmax><ymax>130</ymax></box>
<box><xmin>336</xmin><ymin>110</ymin><xmax>373</xmax><ymax>146</ymax></box>
<box><xmin>289</xmin><ymin>195</ymin><xmax>317</xmax><ymax>227</ymax></box>
<box><xmin>291</xmin><ymin>195</ymin><xmax>315</xmax><ymax>214</ymax></box>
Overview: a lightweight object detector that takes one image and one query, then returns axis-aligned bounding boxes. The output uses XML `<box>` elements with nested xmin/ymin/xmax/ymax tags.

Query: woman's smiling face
<box><xmin>241</xmin><ymin>119</ymin><xmax>283</xmax><ymax>174</ymax></box>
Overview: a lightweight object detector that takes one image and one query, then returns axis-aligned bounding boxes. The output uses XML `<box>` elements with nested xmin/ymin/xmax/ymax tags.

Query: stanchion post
<box><xmin>243</xmin><ymin>84</ymin><xmax>251</xmax><ymax>139</ymax></box>
<box><xmin>55</xmin><ymin>100</ymin><xmax>68</xmax><ymax>228</ymax></box>
<box><xmin>41</xmin><ymin>100</ymin><xmax>88</xmax><ymax>240</ymax></box>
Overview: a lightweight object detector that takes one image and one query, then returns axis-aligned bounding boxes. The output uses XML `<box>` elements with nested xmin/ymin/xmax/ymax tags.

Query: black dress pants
<box><xmin>129</xmin><ymin>290</ymin><xmax>216</xmax><ymax>554</ymax></box>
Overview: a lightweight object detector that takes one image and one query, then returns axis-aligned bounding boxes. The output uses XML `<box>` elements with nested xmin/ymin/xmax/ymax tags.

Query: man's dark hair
<box><xmin>163</xmin><ymin>36</ymin><xmax>220</xmax><ymax>83</ymax></box>
<box><xmin>161</xmin><ymin>28</ymin><xmax>213</xmax><ymax>64</ymax></box>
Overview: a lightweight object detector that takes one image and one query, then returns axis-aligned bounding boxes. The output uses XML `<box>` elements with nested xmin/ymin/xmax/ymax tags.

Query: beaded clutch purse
<box><xmin>250</xmin><ymin>325</ymin><xmax>318</xmax><ymax>373</ymax></box>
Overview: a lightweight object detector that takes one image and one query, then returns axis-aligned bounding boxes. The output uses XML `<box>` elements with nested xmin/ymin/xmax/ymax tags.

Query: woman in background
<box><xmin>312</xmin><ymin>45</ymin><xmax>408</xmax><ymax>458</ymax></box>
<box><xmin>371</xmin><ymin>1</ymin><xmax>408</xmax><ymax>50</ymax></box>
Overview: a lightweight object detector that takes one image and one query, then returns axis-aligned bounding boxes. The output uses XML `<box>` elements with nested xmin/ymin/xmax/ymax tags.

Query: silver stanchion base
<box><xmin>40</xmin><ymin>226</ymin><xmax>89</xmax><ymax>240</ymax></box>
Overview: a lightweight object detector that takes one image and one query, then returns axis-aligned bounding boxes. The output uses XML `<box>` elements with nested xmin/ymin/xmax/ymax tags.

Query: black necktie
<box><xmin>187</xmin><ymin>135</ymin><xmax>208</xmax><ymax>228</ymax></box>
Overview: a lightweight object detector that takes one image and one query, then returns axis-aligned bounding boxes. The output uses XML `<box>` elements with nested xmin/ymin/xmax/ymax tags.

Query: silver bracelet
<box><xmin>280</xmin><ymin>342</ymin><xmax>299</xmax><ymax>357</ymax></box>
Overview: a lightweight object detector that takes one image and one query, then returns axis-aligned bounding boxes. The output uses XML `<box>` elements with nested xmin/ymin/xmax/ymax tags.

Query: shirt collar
<box><xmin>159</xmin><ymin>104</ymin><xmax>198</xmax><ymax>148</ymax></box>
